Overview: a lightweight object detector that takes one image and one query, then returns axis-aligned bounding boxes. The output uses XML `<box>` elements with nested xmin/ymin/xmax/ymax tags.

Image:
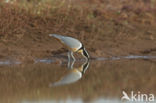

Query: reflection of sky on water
<box><xmin>21</xmin><ymin>98</ymin><xmax>120</xmax><ymax>103</ymax></box>
<box><xmin>0</xmin><ymin>60</ymin><xmax>21</xmax><ymax>65</ymax></box>
<box><xmin>0</xmin><ymin>55</ymin><xmax>156</xmax><ymax>65</ymax></box>
<box><xmin>22</xmin><ymin>98</ymin><xmax>156</xmax><ymax>103</ymax></box>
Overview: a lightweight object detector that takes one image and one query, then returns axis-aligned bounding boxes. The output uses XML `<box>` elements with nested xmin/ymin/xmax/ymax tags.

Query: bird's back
<box><xmin>49</xmin><ymin>34</ymin><xmax>82</xmax><ymax>50</ymax></box>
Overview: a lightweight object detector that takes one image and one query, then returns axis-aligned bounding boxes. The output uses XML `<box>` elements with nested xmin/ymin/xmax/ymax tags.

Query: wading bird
<box><xmin>49</xmin><ymin>34</ymin><xmax>89</xmax><ymax>62</ymax></box>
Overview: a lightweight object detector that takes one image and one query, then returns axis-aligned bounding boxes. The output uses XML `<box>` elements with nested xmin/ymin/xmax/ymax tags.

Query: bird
<box><xmin>49</xmin><ymin>34</ymin><xmax>89</xmax><ymax>61</ymax></box>
<box><xmin>50</xmin><ymin>61</ymin><xmax>89</xmax><ymax>86</ymax></box>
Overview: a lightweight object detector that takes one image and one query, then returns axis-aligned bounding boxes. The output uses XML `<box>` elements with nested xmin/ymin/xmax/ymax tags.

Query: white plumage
<box><xmin>49</xmin><ymin>34</ymin><xmax>89</xmax><ymax>61</ymax></box>
<box><xmin>50</xmin><ymin>34</ymin><xmax>82</xmax><ymax>51</ymax></box>
<box><xmin>51</xmin><ymin>61</ymin><xmax>89</xmax><ymax>86</ymax></box>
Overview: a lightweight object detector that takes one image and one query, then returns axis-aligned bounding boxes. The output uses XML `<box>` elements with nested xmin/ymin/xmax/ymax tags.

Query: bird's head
<box><xmin>78</xmin><ymin>47</ymin><xmax>89</xmax><ymax>61</ymax></box>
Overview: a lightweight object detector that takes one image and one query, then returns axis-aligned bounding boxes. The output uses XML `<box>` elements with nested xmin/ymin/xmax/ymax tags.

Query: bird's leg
<box><xmin>67</xmin><ymin>51</ymin><xmax>71</xmax><ymax>69</ymax></box>
<box><xmin>68</xmin><ymin>51</ymin><xmax>71</xmax><ymax>62</ymax></box>
<box><xmin>67</xmin><ymin>51</ymin><xmax>75</xmax><ymax>69</ymax></box>
<box><xmin>70</xmin><ymin>51</ymin><xmax>76</xmax><ymax>61</ymax></box>
<box><xmin>70</xmin><ymin>60</ymin><xmax>75</xmax><ymax>69</ymax></box>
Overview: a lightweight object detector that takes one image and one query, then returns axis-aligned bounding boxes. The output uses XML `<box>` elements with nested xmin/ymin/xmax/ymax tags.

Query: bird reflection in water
<box><xmin>50</xmin><ymin>61</ymin><xmax>89</xmax><ymax>87</ymax></box>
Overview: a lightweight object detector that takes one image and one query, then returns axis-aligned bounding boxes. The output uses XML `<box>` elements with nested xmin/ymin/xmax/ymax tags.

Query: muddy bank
<box><xmin>0</xmin><ymin>1</ymin><xmax>156</xmax><ymax>62</ymax></box>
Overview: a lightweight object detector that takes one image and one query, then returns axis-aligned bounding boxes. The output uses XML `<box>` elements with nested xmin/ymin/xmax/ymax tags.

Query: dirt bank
<box><xmin>0</xmin><ymin>1</ymin><xmax>156</xmax><ymax>62</ymax></box>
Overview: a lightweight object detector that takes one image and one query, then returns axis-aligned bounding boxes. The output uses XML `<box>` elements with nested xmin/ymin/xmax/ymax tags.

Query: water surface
<box><xmin>0</xmin><ymin>57</ymin><xmax>156</xmax><ymax>103</ymax></box>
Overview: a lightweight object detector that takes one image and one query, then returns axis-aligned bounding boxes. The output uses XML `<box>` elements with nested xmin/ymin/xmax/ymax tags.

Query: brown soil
<box><xmin>0</xmin><ymin>0</ymin><xmax>156</xmax><ymax>62</ymax></box>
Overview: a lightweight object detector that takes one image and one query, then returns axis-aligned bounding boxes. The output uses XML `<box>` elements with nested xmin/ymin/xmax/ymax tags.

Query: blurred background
<box><xmin>0</xmin><ymin>0</ymin><xmax>156</xmax><ymax>103</ymax></box>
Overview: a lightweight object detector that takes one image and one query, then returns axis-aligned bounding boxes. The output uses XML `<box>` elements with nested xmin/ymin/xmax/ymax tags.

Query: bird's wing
<box><xmin>49</xmin><ymin>34</ymin><xmax>82</xmax><ymax>51</ymax></box>
<box><xmin>62</xmin><ymin>37</ymin><xmax>82</xmax><ymax>50</ymax></box>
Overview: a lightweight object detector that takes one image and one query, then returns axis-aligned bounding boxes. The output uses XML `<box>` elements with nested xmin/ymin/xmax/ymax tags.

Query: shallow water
<box><xmin>0</xmin><ymin>57</ymin><xmax>156</xmax><ymax>103</ymax></box>
<box><xmin>0</xmin><ymin>55</ymin><xmax>156</xmax><ymax>65</ymax></box>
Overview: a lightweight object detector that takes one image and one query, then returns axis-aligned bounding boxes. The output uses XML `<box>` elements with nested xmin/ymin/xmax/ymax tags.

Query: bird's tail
<box><xmin>49</xmin><ymin>34</ymin><xmax>62</xmax><ymax>38</ymax></box>
<box><xmin>49</xmin><ymin>34</ymin><xmax>65</xmax><ymax>40</ymax></box>
<box><xmin>49</xmin><ymin>34</ymin><xmax>57</xmax><ymax>37</ymax></box>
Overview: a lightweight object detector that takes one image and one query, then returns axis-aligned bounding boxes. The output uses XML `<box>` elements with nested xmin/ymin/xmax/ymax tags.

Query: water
<box><xmin>0</xmin><ymin>56</ymin><xmax>156</xmax><ymax>103</ymax></box>
<box><xmin>0</xmin><ymin>55</ymin><xmax>156</xmax><ymax>65</ymax></box>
